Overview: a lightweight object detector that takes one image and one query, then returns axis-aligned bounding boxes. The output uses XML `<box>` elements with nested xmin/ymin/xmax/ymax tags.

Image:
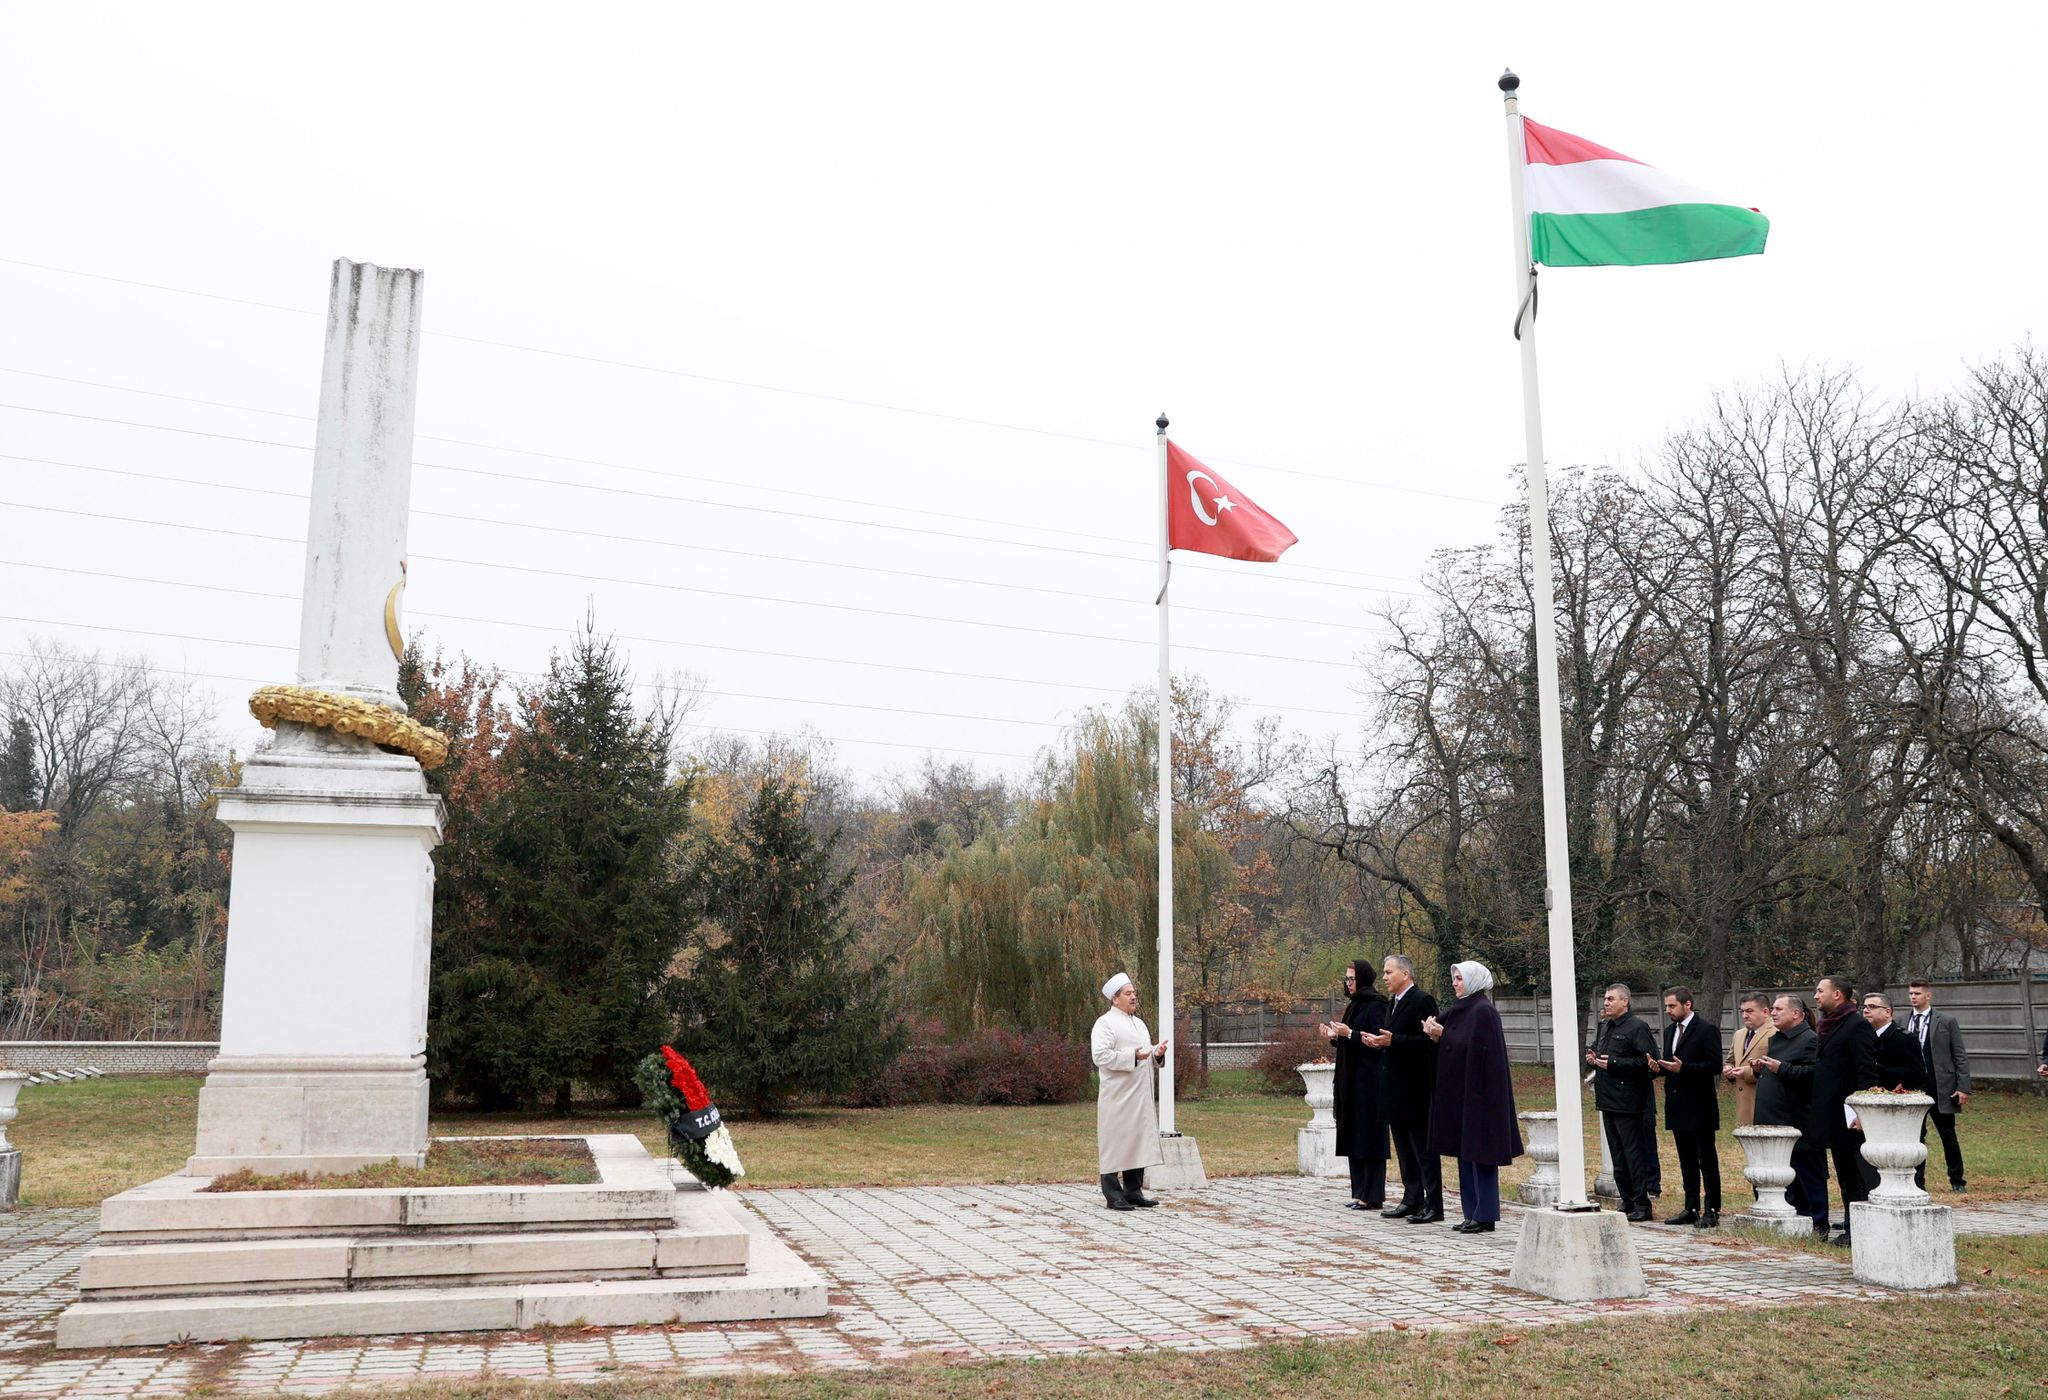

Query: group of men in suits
<box><xmin>1589</xmin><ymin>975</ymin><xmax>1972</xmax><ymax>1245</ymax></box>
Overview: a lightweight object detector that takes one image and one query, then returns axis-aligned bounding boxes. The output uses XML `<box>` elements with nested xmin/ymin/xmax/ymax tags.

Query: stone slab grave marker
<box><xmin>57</xmin><ymin>259</ymin><xmax>828</xmax><ymax>1348</ymax></box>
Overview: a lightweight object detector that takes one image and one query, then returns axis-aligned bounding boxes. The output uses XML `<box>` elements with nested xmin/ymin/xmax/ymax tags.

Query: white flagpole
<box><xmin>1500</xmin><ymin>70</ymin><xmax>1591</xmax><ymax>1210</ymax></box>
<box><xmin>1155</xmin><ymin>412</ymin><xmax>1177</xmax><ymax>1132</ymax></box>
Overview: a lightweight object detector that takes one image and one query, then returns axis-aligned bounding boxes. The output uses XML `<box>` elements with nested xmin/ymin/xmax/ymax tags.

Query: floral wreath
<box><xmin>633</xmin><ymin>1045</ymin><xmax>745</xmax><ymax>1188</ymax></box>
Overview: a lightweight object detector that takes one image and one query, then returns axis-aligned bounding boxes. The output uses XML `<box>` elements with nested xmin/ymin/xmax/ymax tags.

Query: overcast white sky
<box><xmin>3</xmin><ymin>3</ymin><xmax>2044</xmax><ymax>787</ymax></box>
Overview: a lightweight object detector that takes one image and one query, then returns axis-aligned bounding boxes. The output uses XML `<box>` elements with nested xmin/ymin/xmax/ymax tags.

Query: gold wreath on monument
<box><xmin>248</xmin><ymin>686</ymin><xmax>450</xmax><ymax>770</ymax></box>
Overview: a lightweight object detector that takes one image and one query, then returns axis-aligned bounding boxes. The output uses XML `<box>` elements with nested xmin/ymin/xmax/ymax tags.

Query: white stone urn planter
<box><xmin>1296</xmin><ymin>1062</ymin><xmax>1343</xmax><ymax>1178</ymax></box>
<box><xmin>1734</xmin><ymin>1125</ymin><xmax>1805</xmax><ymax>1235</ymax></box>
<box><xmin>0</xmin><ymin>1071</ymin><xmax>25</xmax><ymax>1152</ymax></box>
<box><xmin>1848</xmin><ymin>1091</ymin><xmax>1933</xmax><ymax>1204</ymax></box>
<box><xmin>1518</xmin><ymin>1111</ymin><xmax>1560</xmax><ymax>1206</ymax></box>
<box><xmin>1845</xmin><ymin>1091</ymin><xmax>1954</xmax><ymax>1290</ymax></box>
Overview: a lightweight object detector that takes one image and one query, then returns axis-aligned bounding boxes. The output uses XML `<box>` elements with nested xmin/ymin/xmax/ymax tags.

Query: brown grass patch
<box><xmin>201</xmin><ymin>1136</ymin><xmax>597</xmax><ymax>1192</ymax></box>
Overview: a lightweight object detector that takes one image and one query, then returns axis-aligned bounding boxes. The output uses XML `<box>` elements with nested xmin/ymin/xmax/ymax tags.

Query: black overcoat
<box><xmin>1379</xmin><ymin>987</ymin><xmax>1440</xmax><ymax>1129</ymax></box>
<box><xmin>1872</xmin><ymin>1024</ymin><xmax>1927</xmax><ymax>1093</ymax></box>
<box><xmin>1589</xmin><ymin>1012</ymin><xmax>1656</xmax><ymax>1117</ymax></box>
<box><xmin>1811</xmin><ymin>1011</ymin><xmax>1880</xmax><ymax>1148</ymax></box>
<box><xmin>1657</xmin><ymin>1015</ymin><xmax>1723</xmax><ymax>1133</ymax></box>
<box><xmin>1755</xmin><ymin>1019</ymin><xmax>1821</xmax><ymax>1150</ymax></box>
<box><xmin>1426</xmin><ymin>994</ymin><xmax>1523</xmax><ymax>1166</ymax></box>
<box><xmin>1331</xmin><ymin>996</ymin><xmax>1390</xmax><ymax>1158</ymax></box>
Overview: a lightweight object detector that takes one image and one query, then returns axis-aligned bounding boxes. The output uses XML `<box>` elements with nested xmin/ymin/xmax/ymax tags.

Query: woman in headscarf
<box><xmin>1318</xmin><ymin>958</ymin><xmax>1390</xmax><ymax>1210</ymax></box>
<box><xmin>1423</xmin><ymin>961</ymin><xmax>1522</xmax><ymax>1233</ymax></box>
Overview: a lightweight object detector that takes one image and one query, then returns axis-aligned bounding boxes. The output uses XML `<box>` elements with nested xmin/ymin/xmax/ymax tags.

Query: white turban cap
<box><xmin>1452</xmin><ymin>960</ymin><xmax>1495</xmax><ymax>997</ymax></box>
<box><xmin>1101</xmin><ymin>972</ymin><xmax>1132</xmax><ymax>1000</ymax></box>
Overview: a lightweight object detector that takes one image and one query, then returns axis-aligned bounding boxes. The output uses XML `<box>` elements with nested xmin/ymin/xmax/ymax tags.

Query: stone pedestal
<box><xmin>1518</xmin><ymin>1111</ymin><xmax>1561</xmax><ymax>1206</ymax></box>
<box><xmin>1847</xmin><ymin>1091</ymin><xmax>1955</xmax><ymax>1290</ymax></box>
<box><xmin>190</xmin><ymin>729</ymin><xmax>441</xmax><ymax>1175</ymax></box>
<box><xmin>1850</xmin><ymin>1201</ymin><xmax>1958</xmax><ymax>1290</ymax></box>
<box><xmin>1295</xmin><ymin>1063</ymin><xmax>1343</xmax><ymax>1178</ymax></box>
<box><xmin>1149</xmin><ymin>1132</ymin><xmax>1208</xmax><ymax>1189</ymax></box>
<box><xmin>1735</xmin><ymin>1124</ymin><xmax>1807</xmax><ymax>1236</ymax></box>
<box><xmin>1507</xmin><ymin>1207</ymin><xmax>1647</xmax><ymax>1302</ymax></box>
<box><xmin>1592</xmin><ymin>1107</ymin><xmax>1621</xmax><ymax>1208</ymax></box>
<box><xmin>0</xmin><ymin>1070</ymin><xmax>23</xmax><ymax>1209</ymax></box>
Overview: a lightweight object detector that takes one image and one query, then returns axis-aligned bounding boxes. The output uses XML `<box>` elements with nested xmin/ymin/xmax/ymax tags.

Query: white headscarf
<box><xmin>1452</xmin><ymin>960</ymin><xmax>1494</xmax><ymax>998</ymax></box>
<box><xmin>1101</xmin><ymin>972</ymin><xmax>1132</xmax><ymax>1000</ymax></box>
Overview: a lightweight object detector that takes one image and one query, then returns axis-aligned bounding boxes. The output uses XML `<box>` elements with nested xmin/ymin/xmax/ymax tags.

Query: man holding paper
<box><xmin>1090</xmin><ymin>973</ymin><xmax>1166</xmax><ymax>1212</ymax></box>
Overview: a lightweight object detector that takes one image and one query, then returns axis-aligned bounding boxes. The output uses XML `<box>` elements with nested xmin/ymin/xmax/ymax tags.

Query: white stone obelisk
<box><xmin>188</xmin><ymin>259</ymin><xmax>443</xmax><ymax>1175</ymax></box>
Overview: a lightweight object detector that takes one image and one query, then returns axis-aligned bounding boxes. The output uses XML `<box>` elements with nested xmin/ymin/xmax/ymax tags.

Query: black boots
<box><xmin>1100</xmin><ymin>1174</ymin><xmax>1134</xmax><ymax>1211</ymax></box>
<box><xmin>1121</xmin><ymin>1169</ymin><xmax>1159</xmax><ymax>1207</ymax></box>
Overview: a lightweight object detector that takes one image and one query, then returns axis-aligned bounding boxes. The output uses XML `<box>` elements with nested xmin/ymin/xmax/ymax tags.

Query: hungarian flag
<box><xmin>1166</xmin><ymin>441</ymin><xmax>1297</xmax><ymax>563</ymax></box>
<box><xmin>1523</xmin><ymin>118</ymin><xmax>1768</xmax><ymax>268</ymax></box>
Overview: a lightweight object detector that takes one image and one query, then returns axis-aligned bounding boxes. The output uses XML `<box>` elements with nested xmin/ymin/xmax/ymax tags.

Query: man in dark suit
<box><xmin>1905</xmin><ymin>979</ymin><xmax>1970</xmax><ymax>1192</ymax></box>
<box><xmin>1650</xmin><ymin>986</ymin><xmax>1722</xmax><ymax>1227</ymax></box>
<box><xmin>1585</xmin><ymin>983</ymin><xmax>1658</xmax><ymax>1222</ymax></box>
<box><xmin>1756</xmin><ymin>994</ymin><xmax>1828</xmax><ymax>1236</ymax></box>
<box><xmin>1364</xmin><ymin>954</ymin><xmax>1442</xmax><ymax>1223</ymax></box>
<box><xmin>1864</xmin><ymin>993</ymin><xmax>1926</xmax><ymax>1092</ymax></box>
<box><xmin>1812</xmin><ymin>975</ymin><xmax>1880</xmax><ymax>1247</ymax></box>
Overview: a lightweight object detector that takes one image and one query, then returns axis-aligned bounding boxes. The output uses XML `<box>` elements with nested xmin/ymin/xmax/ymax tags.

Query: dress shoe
<box><xmin>1126</xmin><ymin>1192</ymin><xmax>1159</xmax><ymax>1208</ymax></box>
<box><xmin>1381</xmin><ymin>1203</ymin><xmax>1414</xmax><ymax>1219</ymax></box>
<box><xmin>1695</xmin><ymin>1209</ymin><xmax>1719</xmax><ymax>1229</ymax></box>
<box><xmin>1406</xmin><ymin>1208</ymin><xmax>1446</xmax><ymax>1225</ymax></box>
<box><xmin>1626</xmin><ymin>1205</ymin><xmax>1654</xmax><ymax>1223</ymax></box>
<box><xmin>1663</xmin><ymin>1209</ymin><xmax>1699</xmax><ymax>1226</ymax></box>
<box><xmin>1345</xmin><ymin>1201</ymin><xmax>1370</xmax><ymax>1211</ymax></box>
<box><xmin>1467</xmin><ymin>1221</ymin><xmax>1496</xmax><ymax>1233</ymax></box>
<box><xmin>1105</xmin><ymin>1196</ymin><xmax>1134</xmax><ymax>1211</ymax></box>
<box><xmin>1829</xmin><ymin>1230</ymin><xmax>1852</xmax><ymax>1248</ymax></box>
<box><xmin>1364</xmin><ymin>1200</ymin><xmax>1385</xmax><ymax>1210</ymax></box>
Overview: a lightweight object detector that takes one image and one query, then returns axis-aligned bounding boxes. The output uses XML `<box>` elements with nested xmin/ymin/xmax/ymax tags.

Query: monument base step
<box><xmin>56</xmin><ymin>1194</ymin><xmax>827</xmax><ymax>1348</ymax></box>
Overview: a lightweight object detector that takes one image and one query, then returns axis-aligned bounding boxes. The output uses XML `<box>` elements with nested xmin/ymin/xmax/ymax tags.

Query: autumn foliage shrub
<box><xmin>1254</xmin><ymin>1023</ymin><xmax>1334</xmax><ymax>1095</ymax></box>
<box><xmin>848</xmin><ymin>1019</ymin><xmax>1089</xmax><ymax>1106</ymax></box>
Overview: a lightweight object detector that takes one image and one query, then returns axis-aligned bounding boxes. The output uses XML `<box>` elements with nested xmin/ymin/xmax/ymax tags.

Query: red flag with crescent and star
<box><xmin>1166</xmin><ymin>441</ymin><xmax>1298</xmax><ymax>563</ymax></box>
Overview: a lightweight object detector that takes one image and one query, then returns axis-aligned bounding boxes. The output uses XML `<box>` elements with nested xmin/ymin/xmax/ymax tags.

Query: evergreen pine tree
<box><xmin>678</xmin><ymin>774</ymin><xmax>902</xmax><ymax>1116</ymax></box>
<box><xmin>426</xmin><ymin>627</ymin><xmax>693</xmax><ymax>1110</ymax></box>
<box><xmin>0</xmin><ymin>716</ymin><xmax>37</xmax><ymax>812</ymax></box>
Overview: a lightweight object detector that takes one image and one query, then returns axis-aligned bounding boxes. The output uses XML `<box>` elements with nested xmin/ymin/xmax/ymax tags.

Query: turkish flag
<box><xmin>1166</xmin><ymin>441</ymin><xmax>1298</xmax><ymax>563</ymax></box>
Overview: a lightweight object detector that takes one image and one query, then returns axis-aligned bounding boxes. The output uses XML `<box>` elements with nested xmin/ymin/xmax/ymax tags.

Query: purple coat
<box><xmin>1427</xmin><ymin>993</ymin><xmax>1524</xmax><ymax>1166</ymax></box>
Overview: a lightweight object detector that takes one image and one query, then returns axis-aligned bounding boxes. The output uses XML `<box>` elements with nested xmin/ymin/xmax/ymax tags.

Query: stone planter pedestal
<box><xmin>1592</xmin><ymin>1108</ymin><xmax>1620</xmax><ymax>1208</ymax></box>
<box><xmin>0</xmin><ymin>1070</ymin><xmax>23</xmax><ymax>1209</ymax></box>
<box><xmin>1846</xmin><ymin>1091</ymin><xmax>1955</xmax><ymax>1290</ymax></box>
<box><xmin>1734</xmin><ymin>1124</ymin><xmax>1805</xmax><ymax>1236</ymax></box>
<box><xmin>1296</xmin><ymin>1063</ymin><xmax>1343</xmax><ymax>1178</ymax></box>
<box><xmin>1518</xmin><ymin>1111</ymin><xmax>1560</xmax><ymax>1206</ymax></box>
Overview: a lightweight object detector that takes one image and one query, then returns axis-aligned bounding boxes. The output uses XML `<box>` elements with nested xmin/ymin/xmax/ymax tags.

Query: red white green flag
<box><xmin>1523</xmin><ymin>118</ymin><xmax>1768</xmax><ymax>268</ymax></box>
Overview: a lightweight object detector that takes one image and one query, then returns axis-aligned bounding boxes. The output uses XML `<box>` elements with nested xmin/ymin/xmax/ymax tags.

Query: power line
<box><xmin>0</xmin><ymin>397</ymin><xmax>1425</xmax><ymax>593</ymax></box>
<box><xmin>0</xmin><ymin>646</ymin><xmax>1048</xmax><ymax>764</ymax></box>
<box><xmin>0</xmin><ymin>440</ymin><xmax>1417</xmax><ymax>614</ymax></box>
<box><xmin>0</xmin><ymin>612</ymin><xmax>1059</xmax><ymax>732</ymax></box>
<box><xmin>0</xmin><ymin>366</ymin><xmax>1443</xmax><ymax>591</ymax></box>
<box><xmin>0</xmin><ymin>560</ymin><xmax>1374</xmax><ymax>724</ymax></box>
<box><xmin>0</xmin><ymin>254</ymin><xmax>1502</xmax><ymax>507</ymax></box>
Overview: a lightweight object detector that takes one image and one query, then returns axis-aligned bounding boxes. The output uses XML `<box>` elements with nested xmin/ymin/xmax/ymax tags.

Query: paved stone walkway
<box><xmin>2</xmin><ymin>1180</ymin><xmax>2041</xmax><ymax>1396</ymax></box>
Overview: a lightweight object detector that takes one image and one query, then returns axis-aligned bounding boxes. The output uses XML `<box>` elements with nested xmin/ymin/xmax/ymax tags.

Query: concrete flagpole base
<box><xmin>1148</xmin><ymin>1133</ymin><xmax>1207</xmax><ymax>1189</ymax></box>
<box><xmin>1507</xmin><ymin>1206</ymin><xmax>1647</xmax><ymax>1302</ymax></box>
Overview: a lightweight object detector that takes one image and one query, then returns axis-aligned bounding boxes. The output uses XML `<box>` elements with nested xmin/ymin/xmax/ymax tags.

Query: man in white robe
<box><xmin>1090</xmin><ymin>972</ymin><xmax>1165</xmax><ymax>1210</ymax></box>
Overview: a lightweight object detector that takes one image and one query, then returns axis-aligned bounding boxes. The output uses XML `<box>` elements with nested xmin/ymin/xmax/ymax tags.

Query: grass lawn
<box><xmin>10</xmin><ymin>1067</ymin><xmax>2043</xmax><ymax>1209</ymax></box>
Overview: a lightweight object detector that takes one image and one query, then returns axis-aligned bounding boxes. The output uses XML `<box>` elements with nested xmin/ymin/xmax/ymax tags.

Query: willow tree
<box><xmin>901</xmin><ymin>693</ymin><xmax>1240</xmax><ymax>1043</ymax></box>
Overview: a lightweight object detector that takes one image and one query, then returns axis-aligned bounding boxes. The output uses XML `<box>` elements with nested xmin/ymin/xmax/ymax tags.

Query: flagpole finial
<box><xmin>1499</xmin><ymin>68</ymin><xmax>1519</xmax><ymax>94</ymax></box>
<box><xmin>1156</xmin><ymin>413</ymin><xmax>1169</xmax><ymax>433</ymax></box>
